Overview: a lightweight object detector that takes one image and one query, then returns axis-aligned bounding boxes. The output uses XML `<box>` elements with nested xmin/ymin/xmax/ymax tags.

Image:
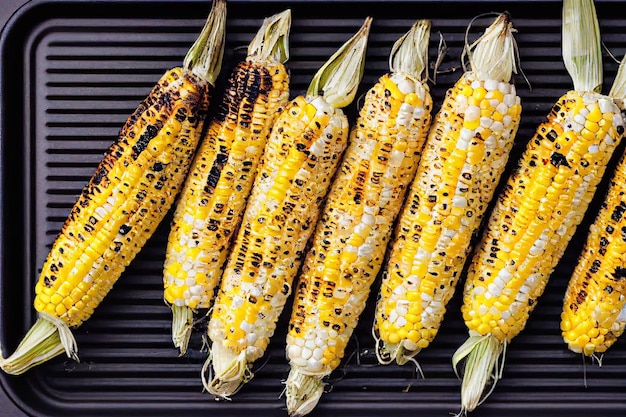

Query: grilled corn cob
<box><xmin>452</xmin><ymin>0</ymin><xmax>625</xmax><ymax>412</ymax></box>
<box><xmin>561</xmin><ymin>57</ymin><xmax>626</xmax><ymax>358</ymax></box>
<box><xmin>163</xmin><ymin>9</ymin><xmax>291</xmax><ymax>355</ymax></box>
<box><xmin>0</xmin><ymin>0</ymin><xmax>227</xmax><ymax>375</ymax></box>
<box><xmin>284</xmin><ymin>20</ymin><xmax>434</xmax><ymax>416</ymax></box>
<box><xmin>373</xmin><ymin>12</ymin><xmax>521</xmax><ymax>368</ymax></box>
<box><xmin>202</xmin><ymin>17</ymin><xmax>373</xmax><ymax>398</ymax></box>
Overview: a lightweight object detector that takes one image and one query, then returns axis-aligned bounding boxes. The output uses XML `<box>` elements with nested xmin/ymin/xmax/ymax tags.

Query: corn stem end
<box><xmin>0</xmin><ymin>314</ymin><xmax>77</xmax><ymax>375</ymax></box>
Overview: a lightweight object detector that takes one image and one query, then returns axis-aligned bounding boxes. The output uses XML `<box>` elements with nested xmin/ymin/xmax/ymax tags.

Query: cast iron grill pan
<box><xmin>1</xmin><ymin>1</ymin><xmax>626</xmax><ymax>416</ymax></box>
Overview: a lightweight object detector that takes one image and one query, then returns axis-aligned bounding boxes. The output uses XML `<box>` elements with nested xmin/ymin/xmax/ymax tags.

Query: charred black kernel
<box><xmin>174</xmin><ymin>107</ymin><xmax>187</xmax><ymax>122</ymax></box>
<box><xmin>93</xmin><ymin>165</ymin><xmax>109</xmax><ymax>185</ymax></box>
<box><xmin>613</xmin><ymin>266</ymin><xmax>626</xmax><ymax>279</ymax></box>
<box><xmin>157</xmin><ymin>92</ymin><xmax>172</xmax><ymax>109</ymax></box>
<box><xmin>113</xmin><ymin>241</ymin><xmax>123</xmax><ymax>252</ymax></box>
<box><xmin>605</xmin><ymin>285</ymin><xmax>614</xmax><ymax>294</ymax></box>
<box><xmin>332</xmin><ymin>323</ymin><xmax>341</xmax><ymax>331</ymax></box>
<box><xmin>206</xmin><ymin>165</ymin><xmax>222</xmax><ymax>189</ymax></box>
<box><xmin>550</xmin><ymin>152</ymin><xmax>570</xmax><ymax>168</ymax></box>
<box><xmin>611</xmin><ymin>203</ymin><xmax>626</xmax><ymax>223</ymax></box>
<box><xmin>590</xmin><ymin>259</ymin><xmax>601</xmax><ymax>273</ymax></box>
<box><xmin>208</xmin><ymin>221</ymin><xmax>219</xmax><ymax>231</ymax></box>
<box><xmin>216</xmin><ymin>153</ymin><xmax>228</xmax><ymax>165</ymax></box>
<box><xmin>132</xmin><ymin>124</ymin><xmax>158</xmax><ymax>158</ymax></box>
<box><xmin>545</xmin><ymin>129</ymin><xmax>557</xmax><ymax>142</ymax></box>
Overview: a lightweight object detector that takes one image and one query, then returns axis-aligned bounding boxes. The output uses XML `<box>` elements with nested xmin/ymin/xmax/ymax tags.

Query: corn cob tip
<box><xmin>285</xmin><ymin>369</ymin><xmax>325</xmax><ymax>417</ymax></box>
<box><xmin>389</xmin><ymin>19</ymin><xmax>431</xmax><ymax>82</ymax></box>
<box><xmin>183</xmin><ymin>0</ymin><xmax>227</xmax><ymax>85</ymax></box>
<box><xmin>0</xmin><ymin>314</ymin><xmax>77</xmax><ymax>375</ymax></box>
<box><xmin>562</xmin><ymin>0</ymin><xmax>602</xmax><ymax>92</ymax></box>
<box><xmin>463</xmin><ymin>12</ymin><xmax>519</xmax><ymax>83</ymax></box>
<box><xmin>374</xmin><ymin>338</ymin><xmax>421</xmax><ymax>366</ymax></box>
<box><xmin>452</xmin><ymin>334</ymin><xmax>505</xmax><ymax>413</ymax></box>
<box><xmin>248</xmin><ymin>8</ymin><xmax>292</xmax><ymax>64</ymax></box>
<box><xmin>306</xmin><ymin>16</ymin><xmax>373</xmax><ymax>109</ymax></box>
<box><xmin>202</xmin><ymin>341</ymin><xmax>253</xmax><ymax>398</ymax></box>
<box><xmin>171</xmin><ymin>305</ymin><xmax>194</xmax><ymax>356</ymax></box>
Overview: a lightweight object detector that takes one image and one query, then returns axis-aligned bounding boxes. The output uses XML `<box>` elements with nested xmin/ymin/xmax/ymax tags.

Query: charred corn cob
<box><xmin>163</xmin><ymin>9</ymin><xmax>291</xmax><ymax>355</ymax></box>
<box><xmin>452</xmin><ymin>0</ymin><xmax>625</xmax><ymax>412</ymax></box>
<box><xmin>202</xmin><ymin>17</ymin><xmax>373</xmax><ymax>398</ymax></box>
<box><xmin>0</xmin><ymin>0</ymin><xmax>226</xmax><ymax>375</ymax></box>
<box><xmin>372</xmin><ymin>12</ymin><xmax>521</xmax><ymax>368</ymax></box>
<box><xmin>284</xmin><ymin>20</ymin><xmax>434</xmax><ymax>416</ymax></box>
<box><xmin>561</xmin><ymin>57</ymin><xmax>626</xmax><ymax>359</ymax></box>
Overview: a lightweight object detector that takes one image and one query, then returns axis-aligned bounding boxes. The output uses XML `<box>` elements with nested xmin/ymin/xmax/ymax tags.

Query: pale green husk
<box><xmin>0</xmin><ymin>313</ymin><xmax>78</xmax><ymax>375</ymax></box>
<box><xmin>248</xmin><ymin>9</ymin><xmax>291</xmax><ymax>64</ymax></box>
<box><xmin>202</xmin><ymin>341</ymin><xmax>253</xmax><ymax>399</ymax></box>
<box><xmin>463</xmin><ymin>12</ymin><xmax>519</xmax><ymax>83</ymax></box>
<box><xmin>171</xmin><ymin>305</ymin><xmax>194</xmax><ymax>356</ymax></box>
<box><xmin>452</xmin><ymin>334</ymin><xmax>506</xmax><ymax>414</ymax></box>
<box><xmin>609</xmin><ymin>55</ymin><xmax>626</xmax><ymax>99</ymax></box>
<box><xmin>562</xmin><ymin>0</ymin><xmax>602</xmax><ymax>92</ymax></box>
<box><xmin>183</xmin><ymin>0</ymin><xmax>227</xmax><ymax>85</ymax></box>
<box><xmin>306</xmin><ymin>17</ymin><xmax>372</xmax><ymax>109</ymax></box>
<box><xmin>390</xmin><ymin>19</ymin><xmax>431</xmax><ymax>82</ymax></box>
<box><xmin>285</xmin><ymin>369</ymin><xmax>325</xmax><ymax>417</ymax></box>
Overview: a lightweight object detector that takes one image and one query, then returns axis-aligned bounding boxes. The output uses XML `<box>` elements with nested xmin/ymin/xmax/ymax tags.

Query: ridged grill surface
<box><xmin>1</xmin><ymin>1</ymin><xmax>626</xmax><ymax>416</ymax></box>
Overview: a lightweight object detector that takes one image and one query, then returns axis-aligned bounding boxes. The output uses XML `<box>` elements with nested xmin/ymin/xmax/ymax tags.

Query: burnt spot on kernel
<box><xmin>550</xmin><ymin>152</ymin><xmax>570</xmax><ymax>168</ymax></box>
<box><xmin>132</xmin><ymin>124</ymin><xmax>159</xmax><ymax>158</ymax></box>
<box><xmin>611</xmin><ymin>202</ymin><xmax>626</xmax><ymax>223</ymax></box>
<box><xmin>613</xmin><ymin>266</ymin><xmax>626</xmax><ymax>280</ymax></box>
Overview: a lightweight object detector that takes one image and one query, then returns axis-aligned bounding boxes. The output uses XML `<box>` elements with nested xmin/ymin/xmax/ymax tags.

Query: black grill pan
<box><xmin>2</xmin><ymin>1</ymin><xmax>626</xmax><ymax>416</ymax></box>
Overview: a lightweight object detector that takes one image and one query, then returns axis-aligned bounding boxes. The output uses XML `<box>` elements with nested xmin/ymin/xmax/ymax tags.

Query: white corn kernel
<box><xmin>484</xmin><ymin>79</ymin><xmax>498</xmax><ymax>91</ymax></box>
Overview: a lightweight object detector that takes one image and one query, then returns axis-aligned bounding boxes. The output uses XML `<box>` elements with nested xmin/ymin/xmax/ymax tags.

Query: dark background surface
<box><xmin>0</xmin><ymin>0</ymin><xmax>27</xmax><ymax>32</ymax></box>
<box><xmin>2</xmin><ymin>0</ymin><xmax>626</xmax><ymax>416</ymax></box>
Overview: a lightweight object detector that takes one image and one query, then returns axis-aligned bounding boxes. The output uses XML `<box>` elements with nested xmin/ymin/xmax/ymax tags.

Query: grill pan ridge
<box><xmin>1</xmin><ymin>1</ymin><xmax>626</xmax><ymax>416</ymax></box>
